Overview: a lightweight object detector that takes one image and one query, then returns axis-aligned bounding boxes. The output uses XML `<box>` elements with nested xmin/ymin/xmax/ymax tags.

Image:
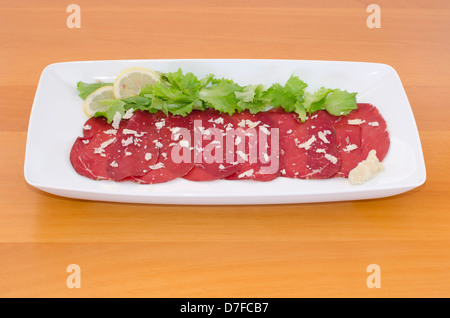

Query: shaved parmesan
<box><xmin>348</xmin><ymin>119</ymin><xmax>366</xmax><ymax>125</ymax></box>
<box><xmin>297</xmin><ymin>135</ymin><xmax>316</xmax><ymax>150</ymax></box>
<box><xmin>324</xmin><ymin>153</ymin><xmax>338</xmax><ymax>164</ymax></box>
<box><xmin>111</xmin><ymin>112</ymin><xmax>122</xmax><ymax>129</ymax></box>
<box><xmin>123</xmin><ymin>108</ymin><xmax>134</xmax><ymax>119</ymax></box>
<box><xmin>238</xmin><ymin>169</ymin><xmax>254</xmax><ymax>178</ymax></box>
<box><xmin>348</xmin><ymin>150</ymin><xmax>384</xmax><ymax>185</ymax></box>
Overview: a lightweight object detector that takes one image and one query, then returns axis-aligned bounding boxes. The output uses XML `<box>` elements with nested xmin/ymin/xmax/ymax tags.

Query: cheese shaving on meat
<box><xmin>324</xmin><ymin>153</ymin><xmax>338</xmax><ymax>164</ymax></box>
<box><xmin>259</xmin><ymin>126</ymin><xmax>271</xmax><ymax>135</ymax></box>
<box><xmin>103</xmin><ymin>129</ymin><xmax>117</xmax><ymax>135</ymax></box>
<box><xmin>110</xmin><ymin>161</ymin><xmax>118</xmax><ymax>167</ymax></box>
<box><xmin>297</xmin><ymin>135</ymin><xmax>316</xmax><ymax>150</ymax></box>
<box><xmin>343</xmin><ymin>144</ymin><xmax>358</xmax><ymax>153</ymax></box>
<box><xmin>155</xmin><ymin>120</ymin><xmax>165</xmax><ymax>129</ymax></box>
<box><xmin>348</xmin><ymin>119</ymin><xmax>366</xmax><ymax>125</ymax></box>
<box><xmin>149</xmin><ymin>162</ymin><xmax>165</xmax><ymax>170</ymax></box>
<box><xmin>94</xmin><ymin>137</ymin><xmax>116</xmax><ymax>154</ymax></box>
<box><xmin>121</xmin><ymin>137</ymin><xmax>133</xmax><ymax>147</ymax></box>
<box><xmin>123</xmin><ymin>108</ymin><xmax>134</xmax><ymax>119</ymax></box>
<box><xmin>318</xmin><ymin>131</ymin><xmax>330</xmax><ymax>144</ymax></box>
<box><xmin>238</xmin><ymin>169</ymin><xmax>254</xmax><ymax>178</ymax></box>
<box><xmin>111</xmin><ymin>112</ymin><xmax>122</xmax><ymax>129</ymax></box>
<box><xmin>145</xmin><ymin>153</ymin><xmax>153</xmax><ymax>161</ymax></box>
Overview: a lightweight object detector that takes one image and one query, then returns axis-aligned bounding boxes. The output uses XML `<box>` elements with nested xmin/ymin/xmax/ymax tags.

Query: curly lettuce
<box><xmin>77</xmin><ymin>68</ymin><xmax>358</xmax><ymax>123</ymax></box>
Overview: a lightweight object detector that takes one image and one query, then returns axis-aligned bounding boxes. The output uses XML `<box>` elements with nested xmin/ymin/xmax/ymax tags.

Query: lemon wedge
<box><xmin>83</xmin><ymin>85</ymin><xmax>115</xmax><ymax>117</ymax></box>
<box><xmin>113</xmin><ymin>67</ymin><xmax>160</xmax><ymax>99</ymax></box>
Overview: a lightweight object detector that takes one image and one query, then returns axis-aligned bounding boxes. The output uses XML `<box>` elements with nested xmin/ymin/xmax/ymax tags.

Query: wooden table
<box><xmin>0</xmin><ymin>0</ymin><xmax>449</xmax><ymax>298</ymax></box>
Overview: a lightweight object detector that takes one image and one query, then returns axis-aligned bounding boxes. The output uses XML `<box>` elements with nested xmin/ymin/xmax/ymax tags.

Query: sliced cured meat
<box><xmin>70</xmin><ymin>103</ymin><xmax>389</xmax><ymax>184</ymax></box>
<box><xmin>131</xmin><ymin>114</ymin><xmax>195</xmax><ymax>184</ymax></box>
<box><xmin>182</xmin><ymin>109</ymin><xmax>242</xmax><ymax>181</ymax></box>
<box><xmin>70</xmin><ymin>117</ymin><xmax>123</xmax><ymax>180</ymax></box>
<box><xmin>333</xmin><ymin>103</ymin><xmax>390</xmax><ymax>177</ymax></box>
<box><xmin>303</xmin><ymin>111</ymin><xmax>341</xmax><ymax>179</ymax></box>
<box><xmin>333</xmin><ymin>123</ymin><xmax>363</xmax><ymax>177</ymax></box>
<box><xmin>343</xmin><ymin>103</ymin><xmax>390</xmax><ymax>161</ymax></box>
<box><xmin>225</xmin><ymin>111</ymin><xmax>282</xmax><ymax>181</ymax></box>
<box><xmin>267</xmin><ymin>108</ymin><xmax>308</xmax><ymax>178</ymax></box>
<box><xmin>105</xmin><ymin>110</ymin><xmax>160</xmax><ymax>181</ymax></box>
<box><xmin>268</xmin><ymin>109</ymin><xmax>341</xmax><ymax>179</ymax></box>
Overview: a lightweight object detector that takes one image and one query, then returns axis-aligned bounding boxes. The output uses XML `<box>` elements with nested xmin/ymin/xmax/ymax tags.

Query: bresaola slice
<box><xmin>182</xmin><ymin>109</ymin><xmax>242</xmax><ymax>181</ymax></box>
<box><xmin>131</xmin><ymin>114</ymin><xmax>195</xmax><ymax>184</ymax></box>
<box><xmin>333</xmin><ymin>123</ymin><xmax>363</xmax><ymax>177</ymax></box>
<box><xmin>346</xmin><ymin>103</ymin><xmax>389</xmax><ymax>161</ymax></box>
<box><xmin>303</xmin><ymin>111</ymin><xmax>341</xmax><ymax>179</ymax></box>
<box><xmin>225</xmin><ymin>111</ymin><xmax>282</xmax><ymax>181</ymax></box>
<box><xmin>267</xmin><ymin>109</ymin><xmax>341</xmax><ymax>179</ymax></box>
<box><xmin>333</xmin><ymin>103</ymin><xmax>390</xmax><ymax>177</ymax></box>
<box><xmin>70</xmin><ymin>117</ymin><xmax>123</xmax><ymax>180</ymax></box>
<box><xmin>267</xmin><ymin>108</ymin><xmax>309</xmax><ymax>178</ymax></box>
<box><xmin>106</xmin><ymin>111</ymin><xmax>160</xmax><ymax>181</ymax></box>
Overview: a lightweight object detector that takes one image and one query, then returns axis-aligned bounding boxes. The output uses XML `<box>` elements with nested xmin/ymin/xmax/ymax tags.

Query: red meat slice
<box><xmin>267</xmin><ymin>108</ymin><xmax>308</xmax><ymax>178</ymax></box>
<box><xmin>105</xmin><ymin>111</ymin><xmax>160</xmax><ymax>181</ymax></box>
<box><xmin>346</xmin><ymin>103</ymin><xmax>389</xmax><ymax>161</ymax></box>
<box><xmin>332</xmin><ymin>103</ymin><xmax>390</xmax><ymax>177</ymax></box>
<box><xmin>70</xmin><ymin>117</ymin><xmax>124</xmax><ymax>180</ymax></box>
<box><xmin>333</xmin><ymin>123</ymin><xmax>363</xmax><ymax>177</ymax></box>
<box><xmin>182</xmin><ymin>109</ymin><xmax>242</xmax><ymax>181</ymax></box>
<box><xmin>225</xmin><ymin>111</ymin><xmax>282</xmax><ymax>181</ymax></box>
<box><xmin>131</xmin><ymin>114</ymin><xmax>195</xmax><ymax>184</ymax></box>
<box><xmin>267</xmin><ymin>109</ymin><xmax>341</xmax><ymax>179</ymax></box>
<box><xmin>303</xmin><ymin>111</ymin><xmax>341</xmax><ymax>179</ymax></box>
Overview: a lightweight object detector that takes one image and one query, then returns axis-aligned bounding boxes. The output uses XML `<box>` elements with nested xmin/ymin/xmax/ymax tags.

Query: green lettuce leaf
<box><xmin>234</xmin><ymin>84</ymin><xmax>258</xmax><ymax>103</ymax></box>
<box><xmin>322</xmin><ymin>89</ymin><xmax>357</xmax><ymax>116</ymax></box>
<box><xmin>235</xmin><ymin>84</ymin><xmax>271</xmax><ymax>114</ymax></box>
<box><xmin>303</xmin><ymin>87</ymin><xmax>333</xmax><ymax>113</ymax></box>
<box><xmin>267</xmin><ymin>75</ymin><xmax>308</xmax><ymax>121</ymax></box>
<box><xmin>266</xmin><ymin>83</ymin><xmax>293</xmax><ymax>109</ymax></box>
<box><xmin>140</xmin><ymin>84</ymin><xmax>154</xmax><ymax>96</ymax></box>
<box><xmin>284</xmin><ymin>75</ymin><xmax>308</xmax><ymax>98</ymax></box>
<box><xmin>303</xmin><ymin>87</ymin><xmax>358</xmax><ymax>117</ymax></box>
<box><xmin>199</xmin><ymin>74</ymin><xmax>215</xmax><ymax>88</ymax></box>
<box><xmin>199</xmin><ymin>79</ymin><xmax>243</xmax><ymax>115</ymax></box>
<box><xmin>121</xmin><ymin>95</ymin><xmax>153</xmax><ymax>111</ymax></box>
<box><xmin>149</xmin><ymin>97</ymin><xmax>169</xmax><ymax>115</ymax></box>
<box><xmin>163</xmin><ymin>69</ymin><xmax>203</xmax><ymax>96</ymax></box>
<box><xmin>94</xmin><ymin>99</ymin><xmax>126</xmax><ymax>123</ymax></box>
<box><xmin>149</xmin><ymin>69</ymin><xmax>212</xmax><ymax>115</ymax></box>
<box><xmin>77</xmin><ymin>81</ymin><xmax>113</xmax><ymax>99</ymax></box>
<box><xmin>293</xmin><ymin>100</ymin><xmax>307</xmax><ymax>122</ymax></box>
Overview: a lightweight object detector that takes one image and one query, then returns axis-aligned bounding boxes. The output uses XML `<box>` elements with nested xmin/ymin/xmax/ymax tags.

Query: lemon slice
<box><xmin>113</xmin><ymin>67</ymin><xmax>160</xmax><ymax>99</ymax></box>
<box><xmin>83</xmin><ymin>85</ymin><xmax>115</xmax><ymax>117</ymax></box>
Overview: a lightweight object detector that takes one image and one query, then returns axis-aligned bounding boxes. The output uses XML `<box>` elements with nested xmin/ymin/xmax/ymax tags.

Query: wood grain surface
<box><xmin>0</xmin><ymin>0</ymin><xmax>449</xmax><ymax>298</ymax></box>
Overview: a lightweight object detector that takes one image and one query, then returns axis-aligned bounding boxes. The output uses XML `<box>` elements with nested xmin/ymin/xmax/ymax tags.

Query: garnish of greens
<box><xmin>77</xmin><ymin>68</ymin><xmax>357</xmax><ymax>123</ymax></box>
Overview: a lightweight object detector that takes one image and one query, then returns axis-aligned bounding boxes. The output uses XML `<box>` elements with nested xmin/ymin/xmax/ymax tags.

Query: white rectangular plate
<box><xmin>24</xmin><ymin>59</ymin><xmax>426</xmax><ymax>205</ymax></box>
